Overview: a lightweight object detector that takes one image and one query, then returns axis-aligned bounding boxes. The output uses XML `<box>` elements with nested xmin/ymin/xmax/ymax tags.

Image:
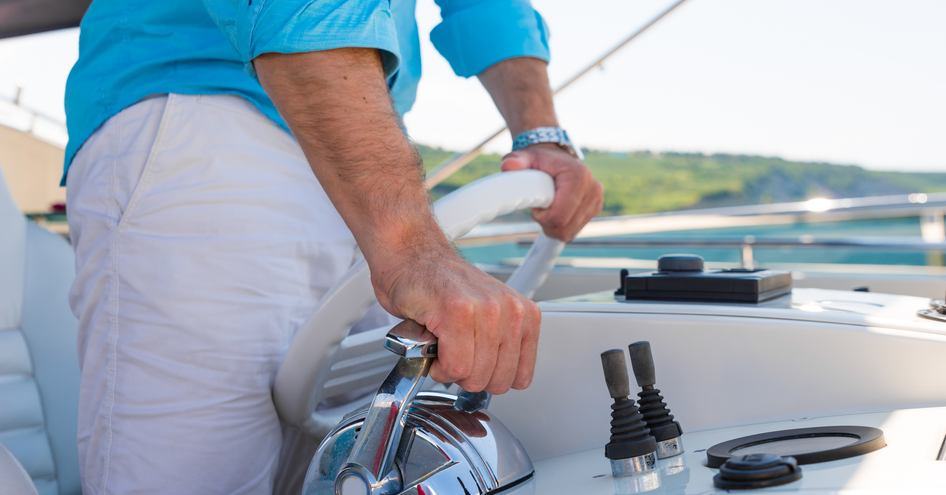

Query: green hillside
<box><xmin>420</xmin><ymin>145</ymin><xmax>946</xmax><ymax>215</ymax></box>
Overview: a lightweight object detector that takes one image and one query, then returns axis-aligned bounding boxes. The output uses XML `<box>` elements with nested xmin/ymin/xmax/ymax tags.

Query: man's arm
<box><xmin>254</xmin><ymin>48</ymin><xmax>539</xmax><ymax>394</ymax></box>
<box><xmin>478</xmin><ymin>57</ymin><xmax>604</xmax><ymax>241</ymax></box>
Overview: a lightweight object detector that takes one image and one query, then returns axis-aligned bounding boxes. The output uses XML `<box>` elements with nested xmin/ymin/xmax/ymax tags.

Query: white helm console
<box><xmin>484</xmin><ymin>255</ymin><xmax>946</xmax><ymax>493</ymax></box>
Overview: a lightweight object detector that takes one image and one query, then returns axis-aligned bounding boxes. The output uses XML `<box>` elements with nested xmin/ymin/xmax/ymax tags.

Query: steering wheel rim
<box><xmin>273</xmin><ymin>170</ymin><xmax>563</xmax><ymax>432</ymax></box>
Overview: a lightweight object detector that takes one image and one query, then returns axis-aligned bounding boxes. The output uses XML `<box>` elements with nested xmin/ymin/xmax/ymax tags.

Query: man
<box><xmin>64</xmin><ymin>0</ymin><xmax>603</xmax><ymax>493</ymax></box>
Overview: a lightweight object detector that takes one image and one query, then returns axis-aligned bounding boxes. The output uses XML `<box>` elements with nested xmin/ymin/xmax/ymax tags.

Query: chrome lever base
<box><xmin>304</xmin><ymin>392</ymin><xmax>535</xmax><ymax>495</ymax></box>
<box><xmin>334</xmin><ymin>354</ymin><xmax>429</xmax><ymax>495</ymax></box>
<box><xmin>319</xmin><ymin>320</ymin><xmax>533</xmax><ymax>495</ymax></box>
<box><xmin>336</xmin><ymin>321</ymin><xmax>435</xmax><ymax>495</ymax></box>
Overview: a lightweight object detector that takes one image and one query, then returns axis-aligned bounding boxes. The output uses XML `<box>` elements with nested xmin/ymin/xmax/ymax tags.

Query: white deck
<box><xmin>532</xmin><ymin>407</ymin><xmax>946</xmax><ymax>494</ymax></box>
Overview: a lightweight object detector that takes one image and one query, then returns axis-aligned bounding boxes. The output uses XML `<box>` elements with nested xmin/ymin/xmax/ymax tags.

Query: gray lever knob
<box><xmin>628</xmin><ymin>341</ymin><xmax>656</xmax><ymax>388</ymax></box>
<box><xmin>600</xmin><ymin>349</ymin><xmax>630</xmax><ymax>399</ymax></box>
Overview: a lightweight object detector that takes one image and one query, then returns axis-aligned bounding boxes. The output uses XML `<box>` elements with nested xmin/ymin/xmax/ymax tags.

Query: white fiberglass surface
<box><xmin>541</xmin><ymin>287</ymin><xmax>946</xmax><ymax>335</ymax></box>
<box><xmin>528</xmin><ymin>407</ymin><xmax>946</xmax><ymax>494</ymax></box>
<box><xmin>491</xmin><ymin>291</ymin><xmax>946</xmax><ymax>461</ymax></box>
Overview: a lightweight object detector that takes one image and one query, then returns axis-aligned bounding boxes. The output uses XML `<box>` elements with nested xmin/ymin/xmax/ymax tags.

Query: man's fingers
<box><xmin>500</xmin><ymin>151</ymin><xmax>534</xmax><ymax>172</ymax></box>
<box><xmin>563</xmin><ymin>179</ymin><xmax>604</xmax><ymax>240</ymax></box>
<box><xmin>586</xmin><ymin>180</ymin><xmax>605</xmax><ymax>225</ymax></box>
<box><xmin>485</xmin><ymin>298</ymin><xmax>526</xmax><ymax>394</ymax></box>
<box><xmin>458</xmin><ymin>298</ymin><xmax>501</xmax><ymax>392</ymax></box>
<box><xmin>553</xmin><ymin>180</ymin><xmax>595</xmax><ymax>241</ymax></box>
<box><xmin>533</xmin><ymin>160</ymin><xmax>602</xmax><ymax>241</ymax></box>
<box><xmin>535</xmin><ymin>173</ymin><xmax>584</xmax><ymax>240</ymax></box>
<box><xmin>428</xmin><ymin>361</ymin><xmax>451</xmax><ymax>385</ymax></box>
<box><xmin>430</xmin><ymin>327</ymin><xmax>475</xmax><ymax>384</ymax></box>
<box><xmin>428</xmin><ymin>297</ymin><xmax>476</xmax><ymax>384</ymax></box>
<box><xmin>513</xmin><ymin>301</ymin><xmax>541</xmax><ymax>389</ymax></box>
<box><xmin>504</xmin><ymin>148</ymin><xmax>600</xmax><ymax>241</ymax></box>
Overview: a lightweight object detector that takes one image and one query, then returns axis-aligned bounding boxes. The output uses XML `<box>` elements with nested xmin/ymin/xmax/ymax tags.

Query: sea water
<box><xmin>461</xmin><ymin>217</ymin><xmax>943</xmax><ymax>267</ymax></box>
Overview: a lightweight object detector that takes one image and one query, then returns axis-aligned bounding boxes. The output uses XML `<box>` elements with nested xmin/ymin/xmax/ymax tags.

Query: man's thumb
<box><xmin>500</xmin><ymin>151</ymin><xmax>534</xmax><ymax>172</ymax></box>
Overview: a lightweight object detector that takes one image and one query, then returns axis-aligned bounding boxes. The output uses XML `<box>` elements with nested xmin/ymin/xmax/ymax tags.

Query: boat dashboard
<box><xmin>486</xmin><ymin>271</ymin><xmax>946</xmax><ymax>493</ymax></box>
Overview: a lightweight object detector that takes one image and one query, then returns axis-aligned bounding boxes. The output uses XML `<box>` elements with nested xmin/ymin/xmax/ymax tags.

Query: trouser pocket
<box><xmin>67</xmin><ymin>95</ymin><xmax>174</xmax><ymax>235</ymax></box>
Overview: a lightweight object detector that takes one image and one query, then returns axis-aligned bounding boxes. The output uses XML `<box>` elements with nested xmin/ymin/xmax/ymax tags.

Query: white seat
<box><xmin>0</xmin><ymin>444</ymin><xmax>39</xmax><ymax>495</ymax></box>
<box><xmin>0</xmin><ymin>169</ymin><xmax>81</xmax><ymax>495</ymax></box>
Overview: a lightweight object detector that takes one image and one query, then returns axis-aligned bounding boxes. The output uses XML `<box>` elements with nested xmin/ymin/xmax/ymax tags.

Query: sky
<box><xmin>1</xmin><ymin>0</ymin><xmax>944</xmax><ymax>171</ymax></box>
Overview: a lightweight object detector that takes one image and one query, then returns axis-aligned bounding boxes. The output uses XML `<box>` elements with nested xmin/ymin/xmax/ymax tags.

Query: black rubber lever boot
<box><xmin>628</xmin><ymin>341</ymin><xmax>684</xmax><ymax>458</ymax></box>
<box><xmin>600</xmin><ymin>349</ymin><xmax>657</xmax><ymax>477</ymax></box>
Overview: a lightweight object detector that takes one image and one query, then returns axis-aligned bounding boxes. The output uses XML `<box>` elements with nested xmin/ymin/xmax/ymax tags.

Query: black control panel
<box><xmin>615</xmin><ymin>254</ymin><xmax>792</xmax><ymax>303</ymax></box>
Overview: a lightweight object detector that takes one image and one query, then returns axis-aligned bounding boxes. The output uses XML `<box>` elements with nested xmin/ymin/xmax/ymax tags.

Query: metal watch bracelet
<box><xmin>511</xmin><ymin>126</ymin><xmax>583</xmax><ymax>159</ymax></box>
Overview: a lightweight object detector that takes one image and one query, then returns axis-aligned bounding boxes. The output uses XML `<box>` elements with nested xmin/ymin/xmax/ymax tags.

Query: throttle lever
<box><xmin>337</xmin><ymin>319</ymin><xmax>498</xmax><ymax>494</ymax></box>
<box><xmin>336</xmin><ymin>320</ymin><xmax>436</xmax><ymax>495</ymax></box>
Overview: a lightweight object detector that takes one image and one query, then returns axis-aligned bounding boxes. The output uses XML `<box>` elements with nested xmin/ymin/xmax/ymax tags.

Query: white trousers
<box><xmin>66</xmin><ymin>94</ymin><xmax>370</xmax><ymax>494</ymax></box>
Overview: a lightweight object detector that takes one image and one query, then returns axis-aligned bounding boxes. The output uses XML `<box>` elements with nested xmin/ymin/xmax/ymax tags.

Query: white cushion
<box><xmin>0</xmin><ymin>167</ymin><xmax>24</xmax><ymax>333</ymax></box>
<box><xmin>0</xmin><ymin>169</ymin><xmax>80</xmax><ymax>495</ymax></box>
<box><xmin>0</xmin><ymin>443</ymin><xmax>39</xmax><ymax>495</ymax></box>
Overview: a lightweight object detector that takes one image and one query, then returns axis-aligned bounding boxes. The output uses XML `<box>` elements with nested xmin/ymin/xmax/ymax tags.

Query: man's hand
<box><xmin>501</xmin><ymin>144</ymin><xmax>603</xmax><ymax>242</ymax></box>
<box><xmin>254</xmin><ymin>48</ymin><xmax>539</xmax><ymax>394</ymax></box>
<box><xmin>372</xmin><ymin>240</ymin><xmax>540</xmax><ymax>394</ymax></box>
<box><xmin>478</xmin><ymin>58</ymin><xmax>604</xmax><ymax>242</ymax></box>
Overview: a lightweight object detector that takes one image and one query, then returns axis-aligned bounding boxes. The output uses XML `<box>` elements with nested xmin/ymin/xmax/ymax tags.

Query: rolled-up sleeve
<box><xmin>431</xmin><ymin>0</ymin><xmax>550</xmax><ymax>78</ymax></box>
<box><xmin>201</xmin><ymin>0</ymin><xmax>401</xmax><ymax>76</ymax></box>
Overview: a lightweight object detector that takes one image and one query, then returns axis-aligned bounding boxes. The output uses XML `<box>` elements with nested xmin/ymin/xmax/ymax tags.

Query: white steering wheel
<box><xmin>274</xmin><ymin>170</ymin><xmax>563</xmax><ymax>432</ymax></box>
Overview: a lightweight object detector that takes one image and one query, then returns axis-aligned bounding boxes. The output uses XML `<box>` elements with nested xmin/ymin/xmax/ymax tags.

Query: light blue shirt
<box><xmin>63</xmin><ymin>0</ymin><xmax>551</xmax><ymax>181</ymax></box>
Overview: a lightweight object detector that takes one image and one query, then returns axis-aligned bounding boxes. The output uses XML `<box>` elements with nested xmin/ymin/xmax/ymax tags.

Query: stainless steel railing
<box><xmin>517</xmin><ymin>236</ymin><xmax>946</xmax><ymax>269</ymax></box>
<box><xmin>462</xmin><ymin>192</ymin><xmax>946</xmax><ymax>246</ymax></box>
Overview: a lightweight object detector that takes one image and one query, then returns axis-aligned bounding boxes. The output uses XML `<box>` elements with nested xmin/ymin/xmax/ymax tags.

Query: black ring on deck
<box><xmin>706</xmin><ymin>425</ymin><xmax>885</xmax><ymax>468</ymax></box>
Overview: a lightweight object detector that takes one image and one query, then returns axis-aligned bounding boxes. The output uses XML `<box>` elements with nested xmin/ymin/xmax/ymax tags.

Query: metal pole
<box><xmin>740</xmin><ymin>244</ymin><xmax>754</xmax><ymax>270</ymax></box>
<box><xmin>424</xmin><ymin>0</ymin><xmax>691</xmax><ymax>189</ymax></box>
<box><xmin>920</xmin><ymin>209</ymin><xmax>946</xmax><ymax>266</ymax></box>
<box><xmin>920</xmin><ymin>209</ymin><xmax>946</xmax><ymax>243</ymax></box>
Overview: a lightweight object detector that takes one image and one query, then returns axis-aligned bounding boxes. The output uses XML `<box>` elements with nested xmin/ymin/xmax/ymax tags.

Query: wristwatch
<box><xmin>511</xmin><ymin>127</ymin><xmax>583</xmax><ymax>159</ymax></box>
